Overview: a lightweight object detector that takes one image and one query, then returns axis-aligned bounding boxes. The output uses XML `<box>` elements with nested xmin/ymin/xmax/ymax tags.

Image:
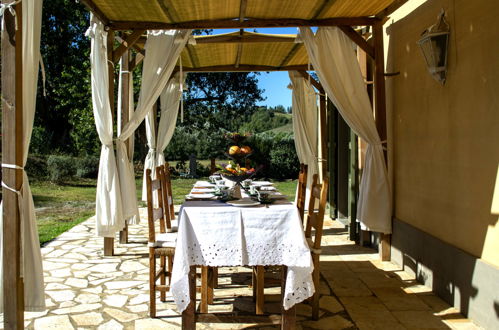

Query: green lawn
<box><xmin>32</xmin><ymin>176</ymin><xmax>297</xmax><ymax>245</ymax></box>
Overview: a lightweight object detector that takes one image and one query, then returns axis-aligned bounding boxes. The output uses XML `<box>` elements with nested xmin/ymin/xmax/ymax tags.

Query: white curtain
<box><xmin>0</xmin><ymin>0</ymin><xmax>45</xmax><ymax>312</ymax></box>
<box><xmin>87</xmin><ymin>16</ymin><xmax>125</xmax><ymax>237</ymax></box>
<box><xmin>300</xmin><ymin>27</ymin><xmax>392</xmax><ymax>234</ymax></box>
<box><xmin>142</xmin><ymin>73</ymin><xmax>183</xmax><ymax>201</ymax></box>
<box><xmin>289</xmin><ymin>71</ymin><xmax>319</xmax><ymax>204</ymax></box>
<box><xmin>117</xmin><ymin>29</ymin><xmax>191</xmax><ymax>215</ymax></box>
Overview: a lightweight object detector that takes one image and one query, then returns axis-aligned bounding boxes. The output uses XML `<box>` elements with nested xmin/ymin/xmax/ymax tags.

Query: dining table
<box><xmin>170</xmin><ymin>180</ymin><xmax>315</xmax><ymax>329</ymax></box>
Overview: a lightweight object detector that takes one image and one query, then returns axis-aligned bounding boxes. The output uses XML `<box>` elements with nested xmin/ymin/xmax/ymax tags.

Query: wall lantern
<box><xmin>417</xmin><ymin>10</ymin><xmax>450</xmax><ymax>84</ymax></box>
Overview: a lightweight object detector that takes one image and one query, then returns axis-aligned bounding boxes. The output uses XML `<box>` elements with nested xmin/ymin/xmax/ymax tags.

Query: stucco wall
<box><xmin>384</xmin><ymin>0</ymin><xmax>499</xmax><ymax>267</ymax></box>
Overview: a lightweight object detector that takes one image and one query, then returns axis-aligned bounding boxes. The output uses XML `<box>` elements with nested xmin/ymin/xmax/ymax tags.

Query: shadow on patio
<box><xmin>16</xmin><ymin>211</ymin><xmax>482</xmax><ymax>329</ymax></box>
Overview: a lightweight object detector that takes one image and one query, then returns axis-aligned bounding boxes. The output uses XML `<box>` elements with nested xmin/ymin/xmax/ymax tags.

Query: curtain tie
<box><xmin>0</xmin><ymin>0</ymin><xmax>21</xmax><ymax>31</ymax></box>
<box><xmin>1</xmin><ymin>162</ymin><xmax>25</xmax><ymax>278</ymax></box>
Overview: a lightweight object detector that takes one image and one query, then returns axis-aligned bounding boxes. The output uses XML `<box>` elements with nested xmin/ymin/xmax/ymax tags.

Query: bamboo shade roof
<box><xmin>132</xmin><ymin>31</ymin><xmax>309</xmax><ymax>72</ymax></box>
<box><xmin>83</xmin><ymin>0</ymin><xmax>398</xmax><ymax>30</ymax></box>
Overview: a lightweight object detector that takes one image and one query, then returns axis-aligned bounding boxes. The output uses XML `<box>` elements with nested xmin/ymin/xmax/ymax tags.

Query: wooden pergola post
<box><xmin>373</xmin><ymin>21</ymin><xmax>391</xmax><ymax>261</ymax></box>
<box><xmin>103</xmin><ymin>28</ymin><xmax>115</xmax><ymax>256</ymax></box>
<box><xmin>1</xmin><ymin>0</ymin><xmax>25</xmax><ymax>328</ymax></box>
<box><xmin>119</xmin><ymin>49</ymin><xmax>131</xmax><ymax>245</ymax></box>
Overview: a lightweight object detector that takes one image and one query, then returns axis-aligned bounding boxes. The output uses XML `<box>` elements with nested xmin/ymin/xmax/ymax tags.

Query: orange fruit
<box><xmin>240</xmin><ymin>146</ymin><xmax>252</xmax><ymax>154</ymax></box>
<box><xmin>229</xmin><ymin>145</ymin><xmax>240</xmax><ymax>155</ymax></box>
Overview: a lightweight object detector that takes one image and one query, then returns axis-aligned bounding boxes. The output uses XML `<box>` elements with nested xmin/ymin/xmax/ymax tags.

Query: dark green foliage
<box><xmin>269</xmin><ymin>138</ymin><xmax>300</xmax><ymax>180</ymax></box>
<box><xmin>29</xmin><ymin>127</ymin><xmax>54</xmax><ymax>155</ymax></box>
<box><xmin>75</xmin><ymin>157</ymin><xmax>100</xmax><ymax>178</ymax></box>
<box><xmin>196</xmin><ymin>162</ymin><xmax>212</xmax><ymax>177</ymax></box>
<box><xmin>47</xmin><ymin>155</ymin><xmax>77</xmax><ymax>183</ymax></box>
<box><xmin>37</xmin><ymin>0</ymin><xmax>99</xmax><ymax>156</ymax></box>
<box><xmin>25</xmin><ymin>155</ymin><xmax>49</xmax><ymax>179</ymax></box>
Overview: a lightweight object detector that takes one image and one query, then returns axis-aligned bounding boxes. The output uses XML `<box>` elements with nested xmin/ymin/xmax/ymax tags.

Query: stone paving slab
<box><xmin>3</xmin><ymin>208</ymin><xmax>483</xmax><ymax>329</ymax></box>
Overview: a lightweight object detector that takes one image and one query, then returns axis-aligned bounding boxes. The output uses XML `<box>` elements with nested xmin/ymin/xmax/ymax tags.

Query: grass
<box><xmin>31</xmin><ymin>175</ymin><xmax>297</xmax><ymax>245</ymax></box>
<box><xmin>31</xmin><ymin>178</ymin><xmax>98</xmax><ymax>245</ymax></box>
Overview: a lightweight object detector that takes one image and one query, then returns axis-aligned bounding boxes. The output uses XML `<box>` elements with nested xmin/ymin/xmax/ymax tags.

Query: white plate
<box><xmin>194</xmin><ymin>181</ymin><xmax>216</xmax><ymax>188</ymax></box>
<box><xmin>186</xmin><ymin>193</ymin><xmax>215</xmax><ymax>199</ymax></box>
<box><xmin>251</xmin><ymin>181</ymin><xmax>274</xmax><ymax>186</ymax></box>
<box><xmin>227</xmin><ymin>200</ymin><xmax>261</xmax><ymax>207</ymax></box>
<box><xmin>191</xmin><ymin>188</ymin><xmax>216</xmax><ymax>193</ymax></box>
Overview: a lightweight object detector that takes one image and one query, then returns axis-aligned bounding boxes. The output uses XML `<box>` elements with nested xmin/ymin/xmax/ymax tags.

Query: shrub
<box><xmin>25</xmin><ymin>155</ymin><xmax>49</xmax><ymax>179</ymax></box>
<box><xmin>75</xmin><ymin>157</ymin><xmax>99</xmax><ymax>178</ymax></box>
<box><xmin>269</xmin><ymin>137</ymin><xmax>300</xmax><ymax>180</ymax></box>
<box><xmin>47</xmin><ymin>155</ymin><xmax>77</xmax><ymax>182</ymax></box>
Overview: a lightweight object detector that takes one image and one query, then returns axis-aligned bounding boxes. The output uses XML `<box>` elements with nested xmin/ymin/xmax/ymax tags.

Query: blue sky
<box><xmin>212</xmin><ymin>27</ymin><xmax>307</xmax><ymax>109</ymax></box>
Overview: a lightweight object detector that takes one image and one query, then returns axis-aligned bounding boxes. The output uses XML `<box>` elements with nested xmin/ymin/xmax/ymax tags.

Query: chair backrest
<box><xmin>164</xmin><ymin>162</ymin><xmax>175</xmax><ymax>221</ymax></box>
<box><xmin>146</xmin><ymin>168</ymin><xmax>166</xmax><ymax>244</ymax></box>
<box><xmin>304</xmin><ymin>174</ymin><xmax>329</xmax><ymax>252</ymax></box>
<box><xmin>296</xmin><ymin>163</ymin><xmax>308</xmax><ymax>222</ymax></box>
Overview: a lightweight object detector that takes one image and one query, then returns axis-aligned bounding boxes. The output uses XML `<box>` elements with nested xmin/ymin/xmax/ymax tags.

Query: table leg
<box><xmin>182</xmin><ymin>266</ymin><xmax>197</xmax><ymax>329</ymax></box>
<box><xmin>200</xmin><ymin>266</ymin><xmax>210</xmax><ymax>313</ymax></box>
<box><xmin>104</xmin><ymin>237</ymin><xmax>114</xmax><ymax>256</ymax></box>
<box><xmin>281</xmin><ymin>266</ymin><xmax>296</xmax><ymax>329</ymax></box>
<box><xmin>255</xmin><ymin>266</ymin><xmax>264</xmax><ymax>315</ymax></box>
<box><xmin>119</xmin><ymin>223</ymin><xmax>128</xmax><ymax>244</ymax></box>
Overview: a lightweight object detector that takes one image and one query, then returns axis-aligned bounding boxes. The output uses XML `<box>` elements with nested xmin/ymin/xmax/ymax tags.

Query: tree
<box><xmin>180</xmin><ymin>72</ymin><xmax>265</xmax><ymax>132</ymax></box>
<box><xmin>34</xmin><ymin>0</ymin><xmax>98</xmax><ymax>156</ymax></box>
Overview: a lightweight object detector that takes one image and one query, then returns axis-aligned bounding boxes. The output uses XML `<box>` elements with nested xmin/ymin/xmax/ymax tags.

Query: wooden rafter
<box><xmin>235</xmin><ymin>0</ymin><xmax>247</xmax><ymax>68</ymax></box>
<box><xmin>235</xmin><ymin>30</ymin><xmax>244</xmax><ymax>68</ymax></box>
<box><xmin>312</xmin><ymin>0</ymin><xmax>337</xmax><ymax>19</ymax></box>
<box><xmin>297</xmin><ymin>70</ymin><xmax>323</xmax><ymax>92</ymax></box>
<box><xmin>177</xmin><ymin>64</ymin><xmax>310</xmax><ymax>72</ymax></box>
<box><xmin>113</xmin><ymin>30</ymin><xmax>146</xmax><ymax>64</ymax></box>
<box><xmin>138</xmin><ymin>33</ymin><xmax>297</xmax><ymax>45</ymax></box>
<box><xmin>156</xmin><ymin>0</ymin><xmax>179</xmax><ymax>23</ymax></box>
<box><xmin>376</xmin><ymin>0</ymin><xmax>408</xmax><ymax>19</ymax></box>
<box><xmin>80</xmin><ymin>0</ymin><xmax>109</xmax><ymax>25</ymax></box>
<box><xmin>338</xmin><ymin>26</ymin><xmax>374</xmax><ymax>59</ymax></box>
<box><xmin>108</xmin><ymin>17</ymin><xmax>379</xmax><ymax>31</ymax></box>
<box><xmin>279</xmin><ymin>43</ymin><xmax>301</xmax><ymax>68</ymax></box>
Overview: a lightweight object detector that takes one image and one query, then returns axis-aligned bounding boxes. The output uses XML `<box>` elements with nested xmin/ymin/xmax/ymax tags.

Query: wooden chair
<box><xmin>304</xmin><ymin>174</ymin><xmax>329</xmax><ymax>320</ymax></box>
<box><xmin>163</xmin><ymin>162</ymin><xmax>176</xmax><ymax>225</ymax></box>
<box><xmin>146</xmin><ymin>167</ymin><xmax>177</xmax><ymax>318</ymax></box>
<box><xmin>296</xmin><ymin>163</ymin><xmax>308</xmax><ymax>222</ymax></box>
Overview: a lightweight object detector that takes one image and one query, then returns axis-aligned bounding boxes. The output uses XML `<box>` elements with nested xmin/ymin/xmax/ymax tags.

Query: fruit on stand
<box><xmin>229</xmin><ymin>145</ymin><xmax>240</xmax><ymax>155</ymax></box>
<box><xmin>240</xmin><ymin>146</ymin><xmax>252</xmax><ymax>155</ymax></box>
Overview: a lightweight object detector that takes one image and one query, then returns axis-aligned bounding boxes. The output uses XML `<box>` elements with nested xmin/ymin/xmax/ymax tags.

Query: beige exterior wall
<box><xmin>384</xmin><ymin>0</ymin><xmax>499</xmax><ymax>267</ymax></box>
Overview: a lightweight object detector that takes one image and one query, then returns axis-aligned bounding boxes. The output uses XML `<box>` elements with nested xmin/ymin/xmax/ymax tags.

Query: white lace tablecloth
<box><xmin>170</xmin><ymin>200</ymin><xmax>315</xmax><ymax>312</ymax></box>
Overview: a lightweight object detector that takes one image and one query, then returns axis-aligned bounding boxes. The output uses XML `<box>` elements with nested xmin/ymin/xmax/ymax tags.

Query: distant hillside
<box><xmin>264</xmin><ymin>122</ymin><xmax>294</xmax><ymax>134</ymax></box>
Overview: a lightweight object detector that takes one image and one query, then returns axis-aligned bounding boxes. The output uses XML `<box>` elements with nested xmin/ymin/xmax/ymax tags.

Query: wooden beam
<box><xmin>319</xmin><ymin>93</ymin><xmax>328</xmax><ymax>179</ymax></box>
<box><xmin>239</xmin><ymin>0</ymin><xmax>247</xmax><ymax>21</ymax></box>
<box><xmin>235</xmin><ymin>30</ymin><xmax>243</xmax><ymax>68</ymax></box>
<box><xmin>373</xmin><ymin>21</ymin><xmax>391</xmax><ymax>261</ymax></box>
<box><xmin>104</xmin><ymin>29</ymin><xmax>115</xmax><ymax>257</ymax></box>
<box><xmin>113</xmin><ymin>30</ymin><xmax>145</xmax><ymax>64</ymax></box>
<box><xmin>376</xmin><ymin>0</ymin><xmax>409</xmax><ymax>19</ymax></box>
<box><xmin>80</xmin><ymin>0</ymin><xmax>109</xmax><ymax>26</ymax></box>
<box><xmin>339</xmin><ymin>26</ymin><xmax>374</xmax><ymax>59</ymax></box>
<box><xmin>279</xmin><ymin>43</ymin><xmax>301</xmax><ymax>68</ymax></box>
<box><xmin>119</xmin><ymin>50</ymin><xmax>130</xmax><ymax>245</ymax></box>
<box><xmin>177</xmin><ymin>64</ymin><xmax>311</xmax><ymax>72</ymax></box>
<box><xmin>155</xmin><ymin>0</ymin><xmax>179</xmax><ymax>23</ymax></box>
<box><xmin>108</xmin><ymin>17</ymin><xmax>379</xmax><ymax>31</ymax></box>
<box><xmin>312</xmin><ymin>0</ymin><xmax>337</xmax><ymax>19</ymax></box>
<box><xmin>297</xmin><ymin>70</ymin><xmax>322</xmax><ymax>93</ymax></box>
<box><xmin>2</xmin><ymin>1</ymin><xmax>24</xmax><ymax>328</ymax></box>
<box><xmin>129</xmin><ymin>52</ymin><xmax>144</xmax><ymax>71</ymax></box>
<box><xmin>137</xmin><ymin>33</ymin><xmax>297</xmax><ymax>46</ymax></box>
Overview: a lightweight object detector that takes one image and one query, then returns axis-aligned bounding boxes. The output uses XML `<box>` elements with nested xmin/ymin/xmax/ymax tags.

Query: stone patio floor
<box><xmin>7</xmin><ymin>207</ymin><xmax>483</xmax><ymax>329</ymax></box>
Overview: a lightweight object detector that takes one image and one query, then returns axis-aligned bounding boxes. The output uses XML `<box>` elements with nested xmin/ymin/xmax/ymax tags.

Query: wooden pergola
<box><xmin>1</xmin><ymin>0</ymin><xmax>408</xmax><ymax>328</ymax></box>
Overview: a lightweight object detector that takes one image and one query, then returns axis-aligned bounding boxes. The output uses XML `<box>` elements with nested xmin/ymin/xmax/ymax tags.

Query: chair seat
<box><xmin>153</xmin><ymin>246</ymin><xmax>176</xmax><ymax>256</ymax></box>
<box><xmin>148</xmin><ymin>232</ymin><xmax>177</xmax><ymax>248</ymax></box>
